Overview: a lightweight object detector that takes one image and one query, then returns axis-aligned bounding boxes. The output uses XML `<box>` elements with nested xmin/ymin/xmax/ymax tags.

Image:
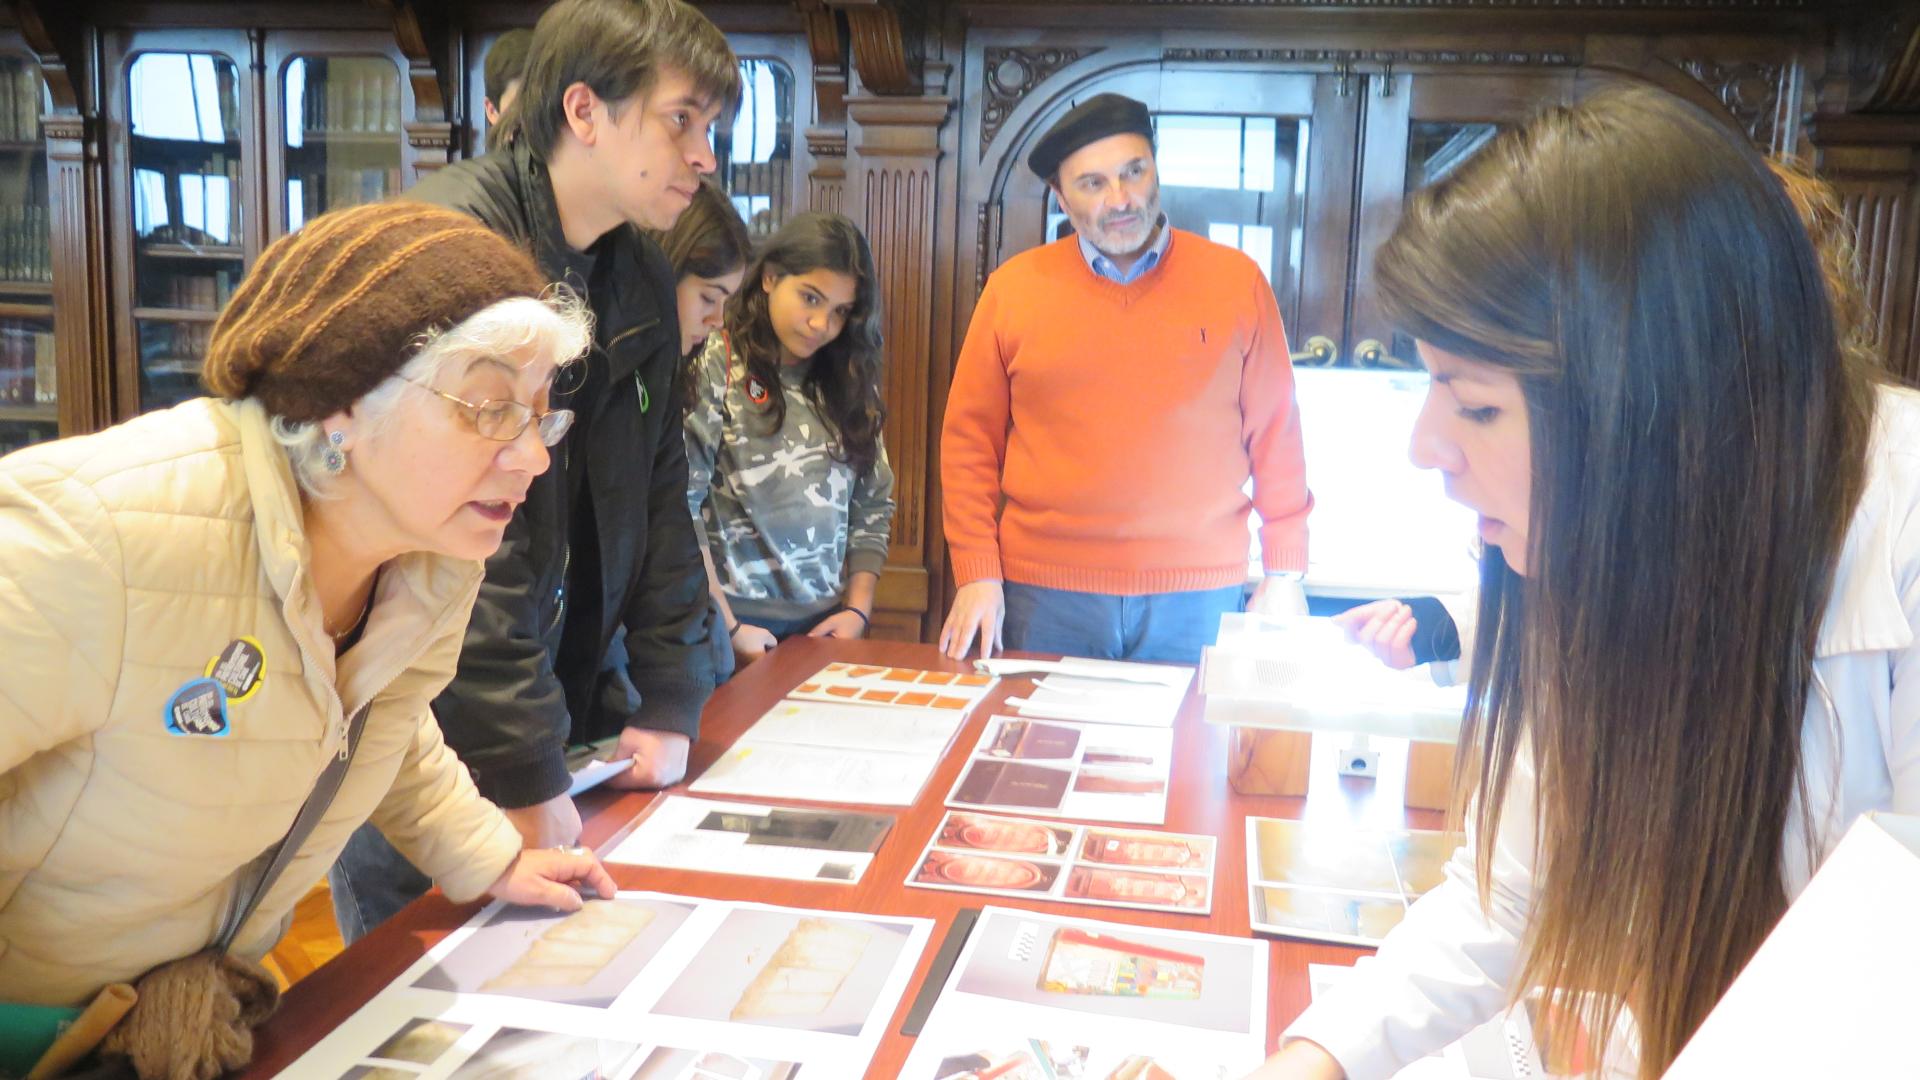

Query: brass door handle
<box><xmin>1291</xmin><ymin>334</ymin><xmax>1338</xmax><ymax>366</ymax></box>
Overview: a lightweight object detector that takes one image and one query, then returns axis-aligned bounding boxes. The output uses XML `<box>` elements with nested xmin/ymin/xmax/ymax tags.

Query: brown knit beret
<box><xmin>203</xmin><ymin>201</ymin><xmax>549</xmax><ymax>423</ymax></box>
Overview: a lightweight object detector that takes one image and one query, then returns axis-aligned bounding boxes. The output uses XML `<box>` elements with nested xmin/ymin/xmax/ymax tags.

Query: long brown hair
<box><xmin>1376</xmin><ymin>85</ymin><xmax>1877</xmax><ymax>1077</ymax></box>
<box><xmin>723</xmin><ymin>212</ymin><xmax>886</xmax><ymax>475</ymax></box>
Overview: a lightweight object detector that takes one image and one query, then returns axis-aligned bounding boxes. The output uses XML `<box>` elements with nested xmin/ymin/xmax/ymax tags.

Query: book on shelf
<box><xmin>0</xmin><ymin>322</ymin><xmax>56</xmax><ymax>407</ymax></box>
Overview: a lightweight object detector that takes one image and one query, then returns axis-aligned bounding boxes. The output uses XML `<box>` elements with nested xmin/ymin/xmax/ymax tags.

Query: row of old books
<box><xmin>0</xmin><ymin>207</ymin><xmax>51</xmax><ymax>285</ymax></box>
<box><xmin>0</xmin><ymin>62</ymin><xmax>44</xmax><ymax>143</ymax></box>
<box><xmin>299</xmin><ymin>66</ymin><xmax>403</xmax><ymax>135</ymax></box>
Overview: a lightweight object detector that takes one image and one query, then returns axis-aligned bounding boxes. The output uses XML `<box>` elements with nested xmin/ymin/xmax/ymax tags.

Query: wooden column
<box><xmin>845</xmin><ymin>84</ymin><xmax>950</xmax><ymax>639</ymax></box>
<box><xmin>1813</xmin><ymin>115</ymin><xmax>1920</xmax><ymax>384</ymax></box>
<box><xmin>16</xmin><ymin>2</ymin><xmax>113</xmax><ymax>434</ymax></box>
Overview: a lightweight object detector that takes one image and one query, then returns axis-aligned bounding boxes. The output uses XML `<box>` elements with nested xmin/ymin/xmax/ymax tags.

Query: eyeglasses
<box><xmin>407</xmin><ymin>378</ymin><xmax>576</xmax><ymax>447</ymax></box>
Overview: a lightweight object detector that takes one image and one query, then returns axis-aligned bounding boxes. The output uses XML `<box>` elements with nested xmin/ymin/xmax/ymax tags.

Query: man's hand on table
<box><xmin>939</xmin><ymin>580</ymin><xmax>1005</xmax><ymax>659</ymax></box>
<box><xmin>487</xmin><ymin>845</ymin><xmax>617</xmax><ymax>912</ymax></box>
<box><xmin>606</xmin><ymin>728</ymin><xmax>690</xmax><ymax>790</ymax></box>
<box><xmin>502</xmin><ymin>792</ymin><xmax>583</xmax><ymax>847</ymax></box>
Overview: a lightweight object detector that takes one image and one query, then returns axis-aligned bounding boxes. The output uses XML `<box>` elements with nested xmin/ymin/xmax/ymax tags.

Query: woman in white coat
<box><xmin>1255</xmin><ymin>86</ymin><xmax>1920</xmax><ymax>1080</ymax></box>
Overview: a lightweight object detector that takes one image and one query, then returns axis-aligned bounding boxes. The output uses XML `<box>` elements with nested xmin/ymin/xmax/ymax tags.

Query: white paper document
<box><xmin>976</xmin><ymin>656</ymin><xmax>1194</xmax><ymax>687</ymax></box>
<box><xmin>564</xmin><ymin>755</ymin><xmax>633</xmax><ymax>798</ymax></box>
<box><xmin>946</xmin><ymin>716</ymin><xmax>1175</xmax><ymax>825</ymax></box>
<box><xmin>605</xmin><ymin>795</ymin><xmax>892</xmax><ymax>885</ymax></box>
<box><xmin>689</xmin><ymin>699</ymin><xmax>967</xmax><ymax>807</ymax></box>
<box><xmin>277</xmin><ymin>891</ymin><xmax>933</xmax><ymax>1080</ymax></box>
<box><xmin>900</xmin><ymin>906</ymin><xmax>1269</xmax><ymax>1079</ymax></box>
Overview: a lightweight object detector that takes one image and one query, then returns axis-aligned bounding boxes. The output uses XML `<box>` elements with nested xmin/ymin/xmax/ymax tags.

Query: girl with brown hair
<box><xmin>1257</xmin><ymin>85</ymin><xmax>1919</xmax><ymax>1080</ymax></box>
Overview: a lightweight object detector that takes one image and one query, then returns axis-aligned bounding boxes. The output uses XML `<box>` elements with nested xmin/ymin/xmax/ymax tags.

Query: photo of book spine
<box><xmin>729</xmin><ymin>917</ymin><xmax>872</xmax><ymax>1020</ymax></box>
<box><xmin>478</xmin><ymin>900</ymin><xmax>656</xmax><ymax>991</ymax></box>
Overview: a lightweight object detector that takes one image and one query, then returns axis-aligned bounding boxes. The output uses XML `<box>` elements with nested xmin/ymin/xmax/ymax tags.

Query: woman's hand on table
<box><xmin>1242</xmin><ymin>1040</ymin><xmax>1347</xmax><ymax>1080</ymax></box>
<box><xmin>502</xmin><ymin>792</ymin><xmax>583</xmax><ymax>847</ymax></box>
<box><xmin>731</xmin><ymin>623</ymin><xmax>777</xmax><ymax>667</ymax></box>
<box><xmin>1332</xmin><ymin>599</ymin><xmax>1419</xmax><ymax>670</ymax></box>
<box><xmin>488</xmin><ymin>845</ymin><xmax>617</xmax><ymax>912</ymax></box>
<box><xmin>807</xmin><ymin>608</ymin><xmax>870</xmax><ymax>640</ymax></box>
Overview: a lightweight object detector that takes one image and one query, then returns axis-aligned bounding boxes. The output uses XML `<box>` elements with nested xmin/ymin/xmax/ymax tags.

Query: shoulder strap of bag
<box><xmin>213</xmin><ymin>703</ymin><xmax>373</xmax><ymax>951</ymax></box>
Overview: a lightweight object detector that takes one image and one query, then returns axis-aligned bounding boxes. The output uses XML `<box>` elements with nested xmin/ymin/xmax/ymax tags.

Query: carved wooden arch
<box><xmin>9</xmin><ymin>0</ymin><xmax>85</xmax><ymax>114</ymax></box>
<box><xmin>1582</xmin><ymin>52</ymin><xmax>1761</xmax><ymax>141</ymax></box>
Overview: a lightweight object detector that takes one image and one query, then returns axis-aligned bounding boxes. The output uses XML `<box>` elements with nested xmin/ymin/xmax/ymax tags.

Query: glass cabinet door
<box><xmin>0</xmin><ymin>52</ymin><xmax>54</xmax><ymax>457</ymax></box>
<box><xmin>281</xmin><ymin>55</ymin><xmax>403</xmax><ymax>233</ymax></box>
<box><xmin>126</xmin><ymin>50</ymin><xmax>246</xmax><ymax>412</ymax></box>
<box><xmin>717</xmin><ymin>57</ymin><xmax>795</xmax><ymax>238</ymax></box>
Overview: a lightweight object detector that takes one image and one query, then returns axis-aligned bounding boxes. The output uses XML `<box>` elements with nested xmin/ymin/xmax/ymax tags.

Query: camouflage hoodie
<box><xmin>685</xmin><ymin>332</ymin><xmax>895</xmax><ymax>622</ymax></box>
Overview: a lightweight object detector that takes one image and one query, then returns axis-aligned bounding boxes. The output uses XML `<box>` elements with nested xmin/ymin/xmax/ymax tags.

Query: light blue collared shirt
<box><xmin>1078</xmin><ymin>216</ymin><xmax>1172</xmax><ymax>285</ymax></box>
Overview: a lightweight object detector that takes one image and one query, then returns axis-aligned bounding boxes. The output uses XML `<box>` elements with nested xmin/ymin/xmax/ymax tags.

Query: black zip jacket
<box><xmin>406</xmin><ymin>141</ymin><xmax>715</xmax><ymax>808</ymax></box>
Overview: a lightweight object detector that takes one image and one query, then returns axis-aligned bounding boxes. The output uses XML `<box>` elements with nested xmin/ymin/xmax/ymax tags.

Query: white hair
<box><xmin>274</xmin><ymin>287</ymin><xmax>593</xmax><ymax>497</ymax></box>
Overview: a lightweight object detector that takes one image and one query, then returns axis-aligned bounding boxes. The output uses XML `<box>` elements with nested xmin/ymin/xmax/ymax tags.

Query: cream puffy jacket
<box><xmin>0</xmin><ymin>398</ymin><xmax>524</xmax><ymax>1006</ymax></box>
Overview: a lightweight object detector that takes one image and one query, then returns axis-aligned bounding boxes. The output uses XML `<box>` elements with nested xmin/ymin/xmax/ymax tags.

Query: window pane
<box><xmin>716</xmin><ymin>58</ymin><xmax>794</xmax><ymax>237</ymax></box>
<box><xmin>283</xmin><ymin>55</ymin><xmax>404</xmax><ymax>231</ymax></box>
<box><xmin>128</xmin><ymin>51</ymin><xmax>245</xmax><ymax>412</ymax></box>
<box><xmin>1406</xmin><ymin>121</ymin><xmax>1499</xmax><ymax>191</ymax></box>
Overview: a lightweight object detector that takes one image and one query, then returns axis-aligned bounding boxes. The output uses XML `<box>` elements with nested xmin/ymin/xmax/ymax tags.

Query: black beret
<box><xmin>1028</xmin><ymin>93</ymin><xmax>1154</xmax><ymax>182</ymax></box>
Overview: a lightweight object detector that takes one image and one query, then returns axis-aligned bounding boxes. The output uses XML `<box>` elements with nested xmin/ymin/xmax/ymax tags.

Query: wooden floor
<box><xmin>262</xmin><ymin>880</ymin><xmax>346</xmax><ymax>990</ymax></box>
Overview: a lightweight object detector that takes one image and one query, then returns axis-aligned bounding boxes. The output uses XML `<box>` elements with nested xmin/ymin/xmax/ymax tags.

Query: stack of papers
<box><xmin>691</xmin><ymin>699</ymin><xmax>967</xmax><ymax>806</ymax></box>
<box><xmin>983</xmin><ymin>657</ymin><xmax>1194</xmax><ymax>729</ymax></box>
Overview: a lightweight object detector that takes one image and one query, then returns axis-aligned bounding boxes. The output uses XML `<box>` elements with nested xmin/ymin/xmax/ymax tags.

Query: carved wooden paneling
<box><xmin>42</xmin><ymin>112</ymin><xmax>113</xmax><ymax>434</ymax></box>
<box><xmin>847</xmin><ymin>92</ymin><xmax>949</xmax><ymax>631</ymax></box>
<box><xmin>1677</xmin><ymin>58</ymin><xmax>1801</xmax><ymax>155</ymax></box>
<box><xmin>980</xmin><ymin>46</ymin><xmax>1099</xmax><ymax>155</ymax></box>
<box><xmin>1838</xmin><ymin>180</ymin><xmax>1920</xmax><ymax>381</ymax></box>
<box><xmin>807</xmin><ymin>127</ymin><xmax>847</xmax><ymax>212</ymax></box>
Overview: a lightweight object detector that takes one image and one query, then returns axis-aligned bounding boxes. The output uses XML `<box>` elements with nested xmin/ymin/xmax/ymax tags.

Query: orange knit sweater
<box><xmin>941</xmin><ymin>230</ymin><xmax>1312</xmax><ymax>595</ymax></box>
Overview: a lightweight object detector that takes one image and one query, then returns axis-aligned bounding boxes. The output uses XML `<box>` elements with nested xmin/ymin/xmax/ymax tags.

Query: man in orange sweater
<box><xmin>939</xmin><ymin>93</ymin><xmax>1313</xmax><ymax>664</ymax></box>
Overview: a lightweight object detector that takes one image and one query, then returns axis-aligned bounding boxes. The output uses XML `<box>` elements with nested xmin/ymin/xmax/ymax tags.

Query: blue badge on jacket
<box><xmin>164</xmin><ymin>678</ymin><xmax>231</xmax><ymax>737</ymax></box>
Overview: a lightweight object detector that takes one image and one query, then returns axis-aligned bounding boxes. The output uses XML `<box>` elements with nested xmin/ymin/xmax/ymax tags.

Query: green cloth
<box><xmin>0</xmin><ymin>1001</ymin><xmax>80</xmax><ymax>1076</ymax></box>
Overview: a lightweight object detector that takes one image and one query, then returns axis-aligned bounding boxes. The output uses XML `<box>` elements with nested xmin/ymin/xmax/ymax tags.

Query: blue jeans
<box><xmin>329</xmin><ymin>823</ymin><xmax>431</xmax><ymax>945</ymax></box>
<box><xmin>1000</xmin><ymin>582</ymin><xmax>1244</xmax><ymax>664</ymax></box>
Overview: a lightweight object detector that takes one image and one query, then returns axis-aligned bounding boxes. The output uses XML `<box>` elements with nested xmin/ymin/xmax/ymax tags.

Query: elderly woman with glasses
<box><xmin>0</xmin><ymin>201</ymin><xmax>615</xmax><ymax>1080</ymax></box>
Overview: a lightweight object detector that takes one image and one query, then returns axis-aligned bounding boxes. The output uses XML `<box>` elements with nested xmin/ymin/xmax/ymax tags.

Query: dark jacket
<box><xmin>407</xmin><ymin>141</ymin><xmax>715</xmax><ymax>808</ymax></box>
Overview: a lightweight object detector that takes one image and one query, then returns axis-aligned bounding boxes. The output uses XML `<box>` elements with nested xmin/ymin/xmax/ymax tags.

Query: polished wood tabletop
<box><xmin>244</xmin><ymin>637</ymin><xmax>1446</xmax><ymax>1078</ymax></box>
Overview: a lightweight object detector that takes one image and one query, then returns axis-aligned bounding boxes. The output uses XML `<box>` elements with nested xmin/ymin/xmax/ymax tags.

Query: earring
<box><xmin>322</xmin><ymin>430</ymin><xmax>347</xmax><ymax>474</ymax></box>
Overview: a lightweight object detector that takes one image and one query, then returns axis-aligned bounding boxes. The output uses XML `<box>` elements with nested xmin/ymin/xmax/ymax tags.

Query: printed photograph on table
<box><xmin>446</xmin><ymin>1027</ymin><xmax>642</xmax><ymax>1079</ymax></box>
<box><xmin>788</xmin><ymin>660</ymin><xmax>998</xmax><ymax>713</ymax></box>
<box><xmin>946</xmin><ymin>719</ymin><xmax>1174</xmax><ymax>825</ymax></box>
<box><xmin>412</xmin><ymin>897</ymin><xmax>696</xmax><ymax>1007</ymax></box>
<box><xmin>1244</xmin><ymin>817</ymin><xmax>1463</xmax><ymax>945</ymax></box>
<box><xmin>650</xmin><ymin>909</ymin><xmax>915</xmax><ymax>1036</ymax></box>
<box><xmin>954</xmin><ymin>910</ymin><xmax>1259</xmax><ymax>1034</ymax></box>
<box><xmin>629</xmin><ymin>1045</ymin><xmax>800</xmax><ymax>1079</ymax></box>
<box><xmin>910</xmin><ymin>812</ymin><xmax>1214</xmax><ymax>914</ymax></box>
<box><xmin>606</xmin><ymin>795</ymin><xmax>892</xmax><ymax>884</ymax></box>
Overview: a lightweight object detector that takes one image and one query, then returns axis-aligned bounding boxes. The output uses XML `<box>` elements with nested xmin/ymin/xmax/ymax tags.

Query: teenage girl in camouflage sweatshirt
<box><xmin>684</xmin><ymin>212</ymin><xmax>895</xmax><ymax>669</ymax></box>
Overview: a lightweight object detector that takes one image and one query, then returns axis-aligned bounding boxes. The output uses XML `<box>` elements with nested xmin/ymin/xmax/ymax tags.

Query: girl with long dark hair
<box><xmin>647</xmin><ymin>179</ymin><xmax>753</xmax><ymax>359</ymax></box>
<box><xmin>1258</xmin><ymin>85</ymin><xmax>1916</xmax><ymax>1080</ymax></box>
<box><xmin>684</xmin><ymin>212</ymin><xmax>894</xmax><ymax>668</ymax></box>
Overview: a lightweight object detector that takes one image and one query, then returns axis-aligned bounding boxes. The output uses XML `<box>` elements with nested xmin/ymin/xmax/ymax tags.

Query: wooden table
<box><xmin>244</xmin><ymin>637</ymin><xmax>1445</xmax><ymax>1077</ymax></box>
